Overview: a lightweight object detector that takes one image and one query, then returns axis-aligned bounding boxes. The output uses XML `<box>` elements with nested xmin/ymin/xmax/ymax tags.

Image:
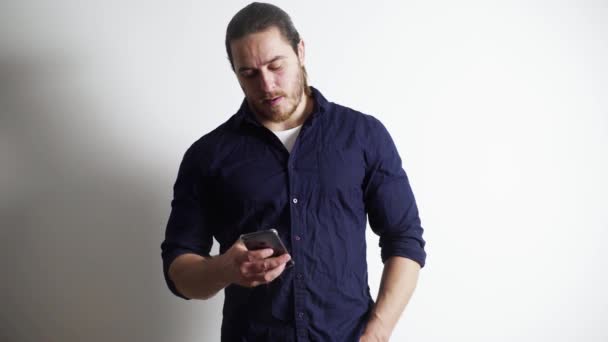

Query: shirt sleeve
<box><xmin>160</xmin><ymin>144</ymin><xmax>214</xmax><ymax>299</ymax></box>
<box><xmin>363</xmin><ymin>116</ymin><xmax>427</xmax><ymax>268</ymax></box>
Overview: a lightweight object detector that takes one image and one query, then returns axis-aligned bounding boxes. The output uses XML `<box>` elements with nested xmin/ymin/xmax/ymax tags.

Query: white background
<box><xmin>1</xmin><ymin>1</ymin><xmax>607</xmax><ymax>341</ymax></box>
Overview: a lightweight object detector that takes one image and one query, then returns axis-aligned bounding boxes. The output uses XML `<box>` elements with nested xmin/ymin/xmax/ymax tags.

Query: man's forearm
<box><xmin>363</xmin><ymin>256</ymin><xmax>421</xmax><ymax>341</ymax></box>
<box><xmin>167</xmin><ymin>243</ymin><xmax>292</xmax><ymax>300</ymax></box>
<box><xmin>168</xmin><ymin>253</ymin><xmax>233</xmax><ymax>300</ymax></box>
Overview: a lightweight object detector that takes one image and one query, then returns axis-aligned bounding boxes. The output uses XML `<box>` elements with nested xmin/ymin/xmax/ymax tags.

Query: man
<box><xmin>161</xmin><ymin>2</ymin><xmax>426</xmax><ymax>341</ymax></box>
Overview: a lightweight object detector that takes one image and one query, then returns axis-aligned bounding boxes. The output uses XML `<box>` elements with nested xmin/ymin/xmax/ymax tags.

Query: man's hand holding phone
<box><xmin>224</xmin><ymin>239</ymin><xmax>292</xmax><ymax>288</ymax></box>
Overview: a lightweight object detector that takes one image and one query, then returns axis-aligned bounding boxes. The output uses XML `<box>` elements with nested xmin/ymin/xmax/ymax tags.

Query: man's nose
<box><xmin>258</xmin><ymin>70</ymin><xmax>275</xmax><ymax>93</ymax></box>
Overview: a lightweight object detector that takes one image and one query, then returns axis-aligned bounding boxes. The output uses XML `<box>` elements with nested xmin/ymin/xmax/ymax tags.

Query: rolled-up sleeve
<box><xmin>363</xmin><ymin>116</ymin><xmax>426</xmax><ymax>268</ymax></box>
<box><xmin>161</xmin><ymin>144</ymin><xmax>214</xmax><ymax>299</ymax></box>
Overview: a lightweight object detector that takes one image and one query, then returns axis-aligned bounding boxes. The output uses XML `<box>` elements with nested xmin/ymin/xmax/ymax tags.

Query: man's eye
<box><xmin>241</xmin><ymin>70</ymin><xmax>255</xmax><ymax>78</ymax></box>
<box><xmin>268</xmin><ymin>63</ymin><xmax>282</xmax><ymax>70</ymax></box>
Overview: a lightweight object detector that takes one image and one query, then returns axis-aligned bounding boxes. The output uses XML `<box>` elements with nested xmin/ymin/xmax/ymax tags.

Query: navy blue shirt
<box><xmin>161</xmin><ymin>87</ymin><xmax>426</xmax><ymax>341</ymax></box>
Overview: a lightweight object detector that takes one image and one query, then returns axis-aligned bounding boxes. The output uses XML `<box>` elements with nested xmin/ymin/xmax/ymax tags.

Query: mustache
<box><xmin>260</xmin><ymin>92</ymin><xmax>286</xmax><ymax>102</ymax></box>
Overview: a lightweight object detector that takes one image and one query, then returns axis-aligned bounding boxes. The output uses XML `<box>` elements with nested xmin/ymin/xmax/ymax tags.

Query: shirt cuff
<box><xmin>380</xmin><ymin>238</ymin><xmax>426</xmax><ymax>268</ymax></box>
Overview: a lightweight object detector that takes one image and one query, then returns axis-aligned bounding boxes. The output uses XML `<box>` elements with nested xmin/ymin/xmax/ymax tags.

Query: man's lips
<box><xmin>263</xmin><ymin>96</ymin><xmax>283</xmax><ymax>106</ymax></box>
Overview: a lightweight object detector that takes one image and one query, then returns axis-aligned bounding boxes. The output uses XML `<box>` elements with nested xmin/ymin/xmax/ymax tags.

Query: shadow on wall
<box><xmin>0</xmin><ymin>53</ymin><xmax>219</xmax><ymax>341</ymax></box>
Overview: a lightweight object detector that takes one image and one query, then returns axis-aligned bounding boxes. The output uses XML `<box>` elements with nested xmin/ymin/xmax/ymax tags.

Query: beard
<box><xmin>247</xmin><ymin>66</ymin><xmax>306</xmax><ymax>124</ymax></box>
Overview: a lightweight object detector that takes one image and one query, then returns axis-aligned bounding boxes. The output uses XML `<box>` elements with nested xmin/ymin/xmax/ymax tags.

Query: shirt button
<box><xmin>296</xmin><ymin>273</ymin><xmax>303</xmax><ymax>280</ymax></box>
<box><xmin>298</xmin><ymin>312</ymin><xmax>304</xmax><ymax>319</ymax></box>
<box><xmin>295</xmin><ymin>235</ymin><xmax>301</xmax><ymax>241</ymax></box>
<box><xmin>292</xmin><ymin>197</ymin><xmax>298</xmax><ymax>204</ymax></box>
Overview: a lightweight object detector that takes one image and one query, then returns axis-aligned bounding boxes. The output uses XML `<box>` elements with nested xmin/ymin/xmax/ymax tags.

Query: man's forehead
<box><xmin>230</xmin><ymin>27</ymin><xmax>295</xmax><ymax>66</ymax></box>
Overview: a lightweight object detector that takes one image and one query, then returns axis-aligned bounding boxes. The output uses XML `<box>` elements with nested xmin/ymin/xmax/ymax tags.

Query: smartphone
<box><xmin>239</xmin><ymin>229</ymin><xmax>294</xmax><ymax>268</ymax></box>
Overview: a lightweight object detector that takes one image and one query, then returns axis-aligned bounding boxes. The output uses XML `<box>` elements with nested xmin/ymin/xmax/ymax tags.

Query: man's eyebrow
<box><xmin>238</xmin><ymin>56</ymin><xmax>287</xmax><ymax>73</ymax></box>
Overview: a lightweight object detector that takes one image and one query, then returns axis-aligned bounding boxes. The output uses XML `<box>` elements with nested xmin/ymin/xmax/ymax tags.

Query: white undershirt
<box><xmin>271</xmin><ymin>125</ymin><xmax>303</xmax><ymax>153</ymax></box>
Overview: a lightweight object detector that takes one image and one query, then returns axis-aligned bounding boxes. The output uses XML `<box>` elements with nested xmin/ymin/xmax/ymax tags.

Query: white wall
<box><xmin>1</xmin><ymin>1</ymin><xmax>607</xmax><ymax>341</ymax></box>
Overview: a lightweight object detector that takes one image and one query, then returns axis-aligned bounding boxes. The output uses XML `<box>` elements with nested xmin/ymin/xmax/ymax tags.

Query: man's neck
<box><xmin>259</xmin><ymin>92</ymin><xmax>314</xmax><ymax>132</ymax></box>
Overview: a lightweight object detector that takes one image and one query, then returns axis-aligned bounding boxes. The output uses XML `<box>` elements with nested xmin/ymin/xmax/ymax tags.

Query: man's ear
<box><xmin>297</xmin><ymin>39</ymin><xmax>305</xmax><ymax>66</ymax></box>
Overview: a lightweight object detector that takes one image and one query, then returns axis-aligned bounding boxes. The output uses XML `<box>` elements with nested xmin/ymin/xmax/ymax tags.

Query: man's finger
<box><xmin>246</xmin><ymin>261</ymin><xmax>287</xmax><ymax>285</ymax></box>
<box><xmin>247</xmin><ymin>248</ymin><xmax>275</xmax><ymax>261</ymax></box>
<box><xmin>241</xmin><ymin>254</ymin><xmax>291</xmax><ymax>277</ymax></box>
<box><xmin>250</xmin><ymin>254</ymin><xmax>291</xmax><ymax>273</ymax></box>
<box><xmin>262</xmin><ymin>262</ymin><xmax>287</xmax><ymax>282</ymax></box>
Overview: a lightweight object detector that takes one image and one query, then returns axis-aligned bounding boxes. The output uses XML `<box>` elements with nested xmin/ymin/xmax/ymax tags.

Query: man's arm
<box><xmin>359</xmin><ymin>116</ymin><xmax>426</xmax><ymax>340</ymax></box>
<box><xmin>360</xmin><ymin>256</ymin><xmax>421</xmax><ymax>342</ymax></box>
<box><xmin>168</xmin><ymin>253</ymin><xmax>230</xmax><ymax>300</ymax></box>
<box><xmin>168</xmin><ymin>240</ymin><xmax>292</xmax><ymax>300</ymax></box>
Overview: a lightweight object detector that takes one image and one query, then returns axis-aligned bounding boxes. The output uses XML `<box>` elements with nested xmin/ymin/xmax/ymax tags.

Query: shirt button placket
<box><xmin>289</xmin><ymin>170</ymin><xmax>307</xmax><ymax>340</ymax></box>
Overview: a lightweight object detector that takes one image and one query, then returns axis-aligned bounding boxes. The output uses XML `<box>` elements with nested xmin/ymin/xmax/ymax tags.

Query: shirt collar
<box><xmin>238</xmin><ymin>86</ymin><xmax>329</xmax><ymax>128</ymax></box>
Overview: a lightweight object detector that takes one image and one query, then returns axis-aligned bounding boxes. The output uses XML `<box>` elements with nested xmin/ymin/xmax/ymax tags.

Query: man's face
<box><xmin>230</xmin><ymin>26</ymin><xmax>306</xmax><ymax>124</ymax></box>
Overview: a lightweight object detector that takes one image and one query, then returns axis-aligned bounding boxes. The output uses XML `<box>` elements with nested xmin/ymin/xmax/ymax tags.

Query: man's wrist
<box><xmin>213</xmin><ymin>252</ymin><xmax>236</xmax><ymax>286</ymax></box>
<box><xmin>363</xmin><ymin>313</ymin><xmax>390</xmax><ymax>341</ymax></box>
